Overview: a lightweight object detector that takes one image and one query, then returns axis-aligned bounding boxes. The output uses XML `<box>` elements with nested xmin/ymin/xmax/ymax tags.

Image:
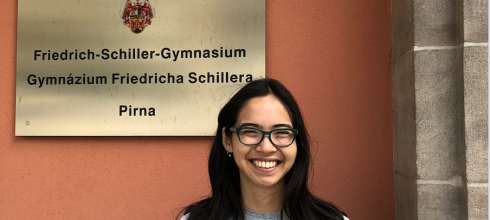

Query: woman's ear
<box><xmin>222</xmin><ymin>127</ymin><xmax>233</xmax><ymax>153</ymax></box>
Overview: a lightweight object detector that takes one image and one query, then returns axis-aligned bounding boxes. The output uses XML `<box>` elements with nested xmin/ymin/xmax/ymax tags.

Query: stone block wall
<box><xmin>392</xmin><ymin>0</ymin><xmax>416</xmax><ymax>219</ymax></box>
<box><xmin>392</xmin><ymin>0</ymin><xmax>488</xmax><ymax>219</ymax></box>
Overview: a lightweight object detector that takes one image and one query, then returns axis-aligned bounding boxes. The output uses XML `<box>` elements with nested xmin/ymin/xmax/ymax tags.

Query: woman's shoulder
<box><xmin>180</xmin><ymin>212</ymin><xmax>349</xmax><ymax>220</ymax></box>
<box><xmin>179</xmin><ymin>213</ymin><xmax>188</xmax><ymax>220</ymax></box>
<box><xmin>179</xmin><ymin>213</ymin><xmax>232</xmax><ymax>220</ymax></box>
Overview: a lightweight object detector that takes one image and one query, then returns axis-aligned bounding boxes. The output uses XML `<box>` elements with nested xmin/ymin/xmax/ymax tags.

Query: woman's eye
<box><xmin>242</xmin><ymin>130</ymin><xmax>259</xmax><ymax>136</ymax></box>
<box><xmin>274</xmin><ymin>131</ymin><xmax>292</xmax><ymax>136</ymax></box>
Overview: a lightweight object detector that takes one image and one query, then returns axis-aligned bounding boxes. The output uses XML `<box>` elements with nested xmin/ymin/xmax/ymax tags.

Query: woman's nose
<box><xmin>255</xmin><ymin>135</ymin><xmax>277</xmax><ymax>152</ymax></box>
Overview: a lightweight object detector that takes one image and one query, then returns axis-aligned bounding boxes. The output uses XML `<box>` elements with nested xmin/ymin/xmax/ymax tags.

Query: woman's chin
<box><xmin>253</xmin><ymin>176</ymin><xmax>285</xmax><ymax>189</ymax></box>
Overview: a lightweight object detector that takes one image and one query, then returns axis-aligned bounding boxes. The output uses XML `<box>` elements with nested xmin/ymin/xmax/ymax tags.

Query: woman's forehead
<box><xmin>236</xmin><ymin>95</ymin><xmax>292</xmax><ymax>127</ymax></box>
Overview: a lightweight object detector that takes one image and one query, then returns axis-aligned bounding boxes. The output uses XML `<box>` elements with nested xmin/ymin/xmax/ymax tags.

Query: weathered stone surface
<box><xmin>463</xmin><ymin>0</ymin><xmax>488</xmax><ymax>42</ymax></box>
<box><xmin>392</xmin><ymin>0</ymin><xmax>414</xmax><ymax>62</ymax></box>
<box><xmin>414</xmin><ymin>49</ymin><xmax>461</xmax><ymax>180</ymax></box>
<box><xmin>468</xmin><ymin>186</ymin><xmax>488</xmax><ymax>220</ymax></box>
<box><xmin>456</xmin><ymin>0</ymin><xmax>465</xmax><ymax>45</ymax></box>
<box><xmin>464</xmin><ymin>46</ymin><xmax>488</xmax><ymax>183</ymax></box>
<box><xmin>393</xmin><ymin>52</ymin><xmax>416</xmax><ymax>175</ymax></box>
<box><xmin>393</xmin><ymin>52</ymin><xmax>417</xmax><ymax>220</ymax></box>
<box><xmin>418</xmin><ymin>184</ymin><xmax>462</xmax><ymax>220</ymax></box>
<box><xmin>395</xmin><ymin>174</ymin><xmax>418</xmax><ymax>220</ymax></box>
<box><xmin>414</xmin><ymin>0</ymin><xmax>457</xmax><ymax>46</ymax></box>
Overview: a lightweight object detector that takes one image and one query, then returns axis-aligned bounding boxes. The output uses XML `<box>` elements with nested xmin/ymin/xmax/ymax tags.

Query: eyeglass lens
<box><xmin>238</xmin><ymin>128</ymin><xmax>294</xmax><ymax>146</ymax></box>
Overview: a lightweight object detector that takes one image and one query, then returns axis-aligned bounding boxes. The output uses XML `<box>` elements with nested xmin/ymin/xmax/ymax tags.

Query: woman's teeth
<box><xmin>253</xmin><ymin>160</ymin><xmax>277</xmax><ymax>168</ymax></box>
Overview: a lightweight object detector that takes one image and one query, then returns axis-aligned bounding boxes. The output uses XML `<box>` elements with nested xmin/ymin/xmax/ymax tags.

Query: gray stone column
<box><xmin>392</xmin><ymin>0</ymin><xmax>417</xmax><ymax>218</ymax></box>
<box><xmin>413</xmin><ymin>1</ymin><xmax>464</xmax><ymax>219</ymax></box>
<box><xmin>392</xmin><ymin>0</ymin><xmax>488</xmax><ymax>219</ymax></box>
<box><xmin>459</xmin><ymin>0</ymin><xmax>488</xmax><ymax>219</ymax></box>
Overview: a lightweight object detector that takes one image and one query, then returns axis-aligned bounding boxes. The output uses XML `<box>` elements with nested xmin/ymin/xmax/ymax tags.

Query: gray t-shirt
<box><xmin>235</xmin><ymin>208</ymin><xmax>288</xmax><ymax>220</ymax></box>
<box><xmin>181</xmin><ymin>208</ymin><xmax>349</xmax><ymax>220</ymax></box>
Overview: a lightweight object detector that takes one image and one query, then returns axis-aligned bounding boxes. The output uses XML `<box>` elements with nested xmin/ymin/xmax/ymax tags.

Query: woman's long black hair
<box><xmin>177</xmin><ymin>78</ymin><xmax>345</xmax><ymax>220</ymax></box>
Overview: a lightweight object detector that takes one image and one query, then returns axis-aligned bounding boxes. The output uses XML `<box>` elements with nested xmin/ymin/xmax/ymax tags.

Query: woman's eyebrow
<box><xmin>272</xmin><ymin>124</ymin><xmax>293</xmax><ymax>129</ymax></box>
<box><xmin>238</xmin><ymin>123</ymin><xmax>293</xmax><ymax>129</ymax></box>
<box><xmin>239</xmin><ymin>123</ymin><xmax>260</xmax><ymax>128</ymax></box>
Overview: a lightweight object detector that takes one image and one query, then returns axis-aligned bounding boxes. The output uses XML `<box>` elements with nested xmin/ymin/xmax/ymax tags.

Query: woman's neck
<box><xmin>240</xmin><ymin>178</ymin><xmax>285</xmax><ymax>212</ymax></box>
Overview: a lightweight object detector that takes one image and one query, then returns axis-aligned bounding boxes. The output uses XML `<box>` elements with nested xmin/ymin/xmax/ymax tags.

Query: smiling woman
<box><xmin>177</xmin><ymin>79</ymin><xmax>348</xmax><ymax>220</ymax></box>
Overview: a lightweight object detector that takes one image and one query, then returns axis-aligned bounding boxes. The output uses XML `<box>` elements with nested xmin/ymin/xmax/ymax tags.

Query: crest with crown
<box><xmin>121</xmin><ymin>0</ymin><xmax>155</xmax><ymax>34</ymax></box>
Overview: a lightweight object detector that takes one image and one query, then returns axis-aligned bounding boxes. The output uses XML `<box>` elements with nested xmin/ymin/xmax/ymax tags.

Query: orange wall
<box><xmin>0</xmin><ymin>0</ymin><xmax>393</xmax><ymax>219</ymax></box>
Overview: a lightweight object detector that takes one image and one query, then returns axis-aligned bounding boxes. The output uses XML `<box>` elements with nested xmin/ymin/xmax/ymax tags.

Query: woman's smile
<box><xmin>251</xmin><ymin>159</ymin><xmax>279</xmax><ymax>169</ymax></box>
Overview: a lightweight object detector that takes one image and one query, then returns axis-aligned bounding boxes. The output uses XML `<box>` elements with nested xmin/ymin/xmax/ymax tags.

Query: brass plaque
<box><xmin>16</xmin><ymin>0</ymin><xmax>265</xmax><ymax>136</ymax></box>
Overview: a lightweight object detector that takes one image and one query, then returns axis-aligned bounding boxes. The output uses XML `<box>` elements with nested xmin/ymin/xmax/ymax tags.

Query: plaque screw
<box><xmin>25</xmin><ymin>121</ymin><xmax>30</xmax><ymax>126</ymax></box>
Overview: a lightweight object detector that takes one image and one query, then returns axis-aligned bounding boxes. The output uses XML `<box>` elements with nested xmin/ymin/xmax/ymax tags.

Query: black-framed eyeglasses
<box><xmin>229</xmin><ymin>127</ymin><xmax>298</xmax><ymax>147</ymax></box>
